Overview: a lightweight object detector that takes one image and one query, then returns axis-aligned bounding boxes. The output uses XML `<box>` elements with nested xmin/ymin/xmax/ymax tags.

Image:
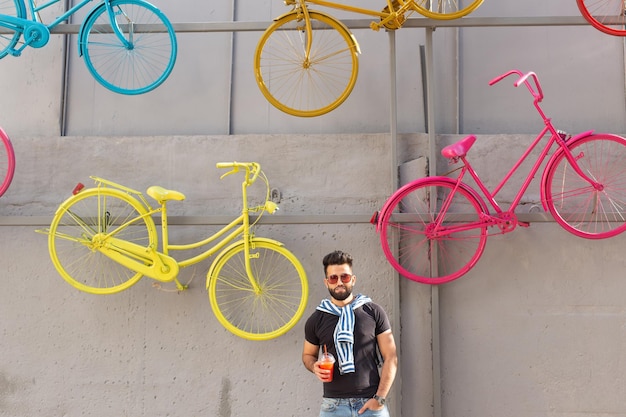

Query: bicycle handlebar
<box><xmin>488</xmin><ymin>69</ymin><xmax>543</xmax><ymax>103</ymax></box>
<box><xmin>217</xmin><ymin>162</ymin><xmax>262</xmax><ymax>185</ymax></box>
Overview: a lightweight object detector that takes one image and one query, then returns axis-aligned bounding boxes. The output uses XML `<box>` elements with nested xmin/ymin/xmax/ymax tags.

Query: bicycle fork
<box><xmin>557</xmin><ymin>134</ymin><xmax>603</xmax><ymax>192</ymax></box>
<box><xmin>294</xmin><ymin>0</ymin><xmax>314</xmax><ymax>68</ymax></box>
<box><xmin>105</xmin><ymin>0</ymin><xmax>134</xmax><ymax>49</ymax></box>
<box><xmin>240</xmin><ymin>185</ymin><xmax>262</xmax><ymax>295</ymax></box>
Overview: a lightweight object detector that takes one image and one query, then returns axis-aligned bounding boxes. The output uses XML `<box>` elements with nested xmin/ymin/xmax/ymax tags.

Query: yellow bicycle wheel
<box><xmin>412</xmin><ymin>0</ymin><xmax>483</xmax><ymax>20</ymax></box>
<box><xmin>208</xmin><ymin>239</ymin><xmax>308</xmax><ymax>341</ymax></box>
<box><xmin>254</xmin><ymin>10</ymin><xmax>359</xmax><ymax>117</ymax></box>
<box><xmin>48</xmin><ymin>187</ymin><xmax>157</xmax><ymax>294</ymax></box>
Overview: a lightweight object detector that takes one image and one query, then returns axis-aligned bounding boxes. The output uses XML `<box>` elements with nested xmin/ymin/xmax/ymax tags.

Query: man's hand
<box><xmin>358</xmin><ymin>398</ymin><xmax>384</xmax><ymax>414</ymax></box>
<box><xmin>313</xmin><ymin>360</ymin><xmax>333</xmax><ymax>382</ymax></box>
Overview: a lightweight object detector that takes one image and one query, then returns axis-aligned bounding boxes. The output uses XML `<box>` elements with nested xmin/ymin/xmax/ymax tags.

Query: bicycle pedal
<box><xmin>519</xmin><ymin>221</ymin><xmax>530</xmax><ymax>228</ymax></box>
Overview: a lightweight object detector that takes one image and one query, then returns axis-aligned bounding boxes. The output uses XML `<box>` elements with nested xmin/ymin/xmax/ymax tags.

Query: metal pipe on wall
<box><xmin>424</xmin><ymin>26</ymin><xmax>442</xmax><ymax>417</ymax></box>
<box><xmin>387</xmin><ymin>29</ymin><xmax>402</xmax><ymax>417</ymax></box>
<box><xmin>60</xmin><ymin>0</ymin><xmax>72</xmax><ymax>136</ymax></box>
<box><xmin>228</xmin><ymin>0</ymin><xmax>236</xmax><ymax>134</ymax></box>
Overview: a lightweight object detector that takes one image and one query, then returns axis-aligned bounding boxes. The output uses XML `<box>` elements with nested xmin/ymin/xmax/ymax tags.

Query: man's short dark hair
<box><xmin>323</xmin><ymin>250</ymin><xmax>353</xmax><ymax>275</ymax></box>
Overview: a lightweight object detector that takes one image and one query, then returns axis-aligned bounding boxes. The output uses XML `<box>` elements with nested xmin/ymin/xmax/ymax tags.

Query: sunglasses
<box><xmin>326</xmin><ymin>273</ymin><xmax>353</xmax><ymax>284</ymax></box>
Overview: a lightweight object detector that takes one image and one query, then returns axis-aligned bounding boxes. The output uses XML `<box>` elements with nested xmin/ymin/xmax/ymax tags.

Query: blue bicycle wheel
<box><xmin>79</xmin><ymin>0</ymin><xmax>177</xmax><ymax>95</ymax></box>
<box><xmin>0</xmin><ymin>0</ymin><xmax>26</xmax><ymax>58</ymax></box>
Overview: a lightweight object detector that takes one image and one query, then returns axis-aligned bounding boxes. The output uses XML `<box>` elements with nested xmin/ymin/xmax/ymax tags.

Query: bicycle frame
<box><xmin>291</xmin><ymin>0</ymin><xmax>399</xmax><ymax>20</ymax></box>
<box><xmin>291</xmin><ymin>0</ymin><xmax>417</xmax><ymax>49</ymax></box>
<box><xmin>290</xmin><ymin>0</ymin><xmax>470</xmax><ymax>27</ymax></box>
<box><xmin>0</xmin><ymin>0</ymin><xmax>130</xmax><ymax>55</ymax></box>
<box><xmin>444</xmin><ymin>128</ymin><xmax>596</xmax><ymax>233</ymax></box>
<box><xmin>439</xmin><ymin>70</ymin><xmax>601</xmax><ymax>234</ymax></box>
<box><xmin>87</xmin><ymin>165</ymin><xmax>276</xmax><ymax>291</ymax></box>
<box><xmin>291</xmin><ymin>0</ymin><xmax>390</xmax><ymax>62</ymax></box>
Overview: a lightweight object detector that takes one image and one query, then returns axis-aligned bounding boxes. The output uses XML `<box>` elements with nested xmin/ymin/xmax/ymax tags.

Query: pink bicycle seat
<box><xmin>441</xmin><ymin>135</ymin><xmax>476</xmax><ymax>159</ymax></box>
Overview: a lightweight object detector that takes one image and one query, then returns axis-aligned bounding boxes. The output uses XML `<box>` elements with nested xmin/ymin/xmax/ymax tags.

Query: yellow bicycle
<box><xmin>40</xmin><ymin>162</ymin><xmax>308</xmax><ymax>341</ymax></box>
<box><xmin>254</xmin><ymin>0</ymin><xmax>483</xmax><ymax>117</ymax></box>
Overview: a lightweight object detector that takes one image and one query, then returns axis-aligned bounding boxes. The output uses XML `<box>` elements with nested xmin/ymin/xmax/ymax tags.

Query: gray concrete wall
<box><xmin>0</xmin><ymin>134</ymin><xmax>401</xmax><ymax>416</ymax></box>
<box><xmin>2</xmin><ymin>0</ymin><xmax>626</xmax><ymax>415</ymax></box>
<box><xmin>1</xmin><ymin>0</ymin><xmax>624</xmax><ymax>137</ymax></box>
<box><xmin>2</xmin><ymin>133</ymin><xmax>626</xmax><ymax>417</ymax></box>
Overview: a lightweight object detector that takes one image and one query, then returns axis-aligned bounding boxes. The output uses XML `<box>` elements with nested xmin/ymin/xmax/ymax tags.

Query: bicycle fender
<box><xmin>77</xmin><ymin>3</ymin><xmax>108</xmax><ymax>56</ymax></box>
<box><xmin>310</xmin><ymin>10</ymin><xmax>360</xmax><ymax>53</ymax></box>
<box><xmin>271</xmin><ymin>9</ymin><xmax>300</xmax><ymax>22</ymax></box>
<box><xmin>271</xmin><ymin>9</ymin><xmax>360</xmax><ymax>53</ymax></box>
<box><xmin>539</xmin><ymin>130</ymin><xmax>594</xmax><ymax>210</ymax></box>
<box><xmin>53</xmin><ymin>186</ymin><xmax>106</xmax><ymax>215</ymax></box>
<box><xmin>376</xmin><ymin>177</ymin><xmax>487</xmax><ymax>232</ymax></box>
<box><xmin>205</xmin><ymin>237</ymin><xmax>284</xmax><ymax>289</ymax></box>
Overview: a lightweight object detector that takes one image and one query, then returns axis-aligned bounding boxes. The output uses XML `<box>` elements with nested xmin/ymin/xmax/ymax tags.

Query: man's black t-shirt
<box><xmin>304</xmin><ymin>302</ymin><xmax>391</xmax><ymax>398</ymax></box>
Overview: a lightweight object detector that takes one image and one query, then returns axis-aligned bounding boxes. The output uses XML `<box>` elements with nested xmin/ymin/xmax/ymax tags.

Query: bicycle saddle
<box><xmin>441</xmin><ymin>135</ymin><xmax>476</xmax><ymax>159</ymax></box>
<box><xmin>147</xmin><ymin>186</ymin><xmax>186</xmax><ymax>204</ymax></box>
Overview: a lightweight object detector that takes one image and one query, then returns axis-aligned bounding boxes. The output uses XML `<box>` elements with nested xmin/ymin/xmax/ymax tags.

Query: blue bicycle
<box><xmin>0</xmin><ymin>0</ymin><xmax>177</xmax><ymax>94</ymax></box>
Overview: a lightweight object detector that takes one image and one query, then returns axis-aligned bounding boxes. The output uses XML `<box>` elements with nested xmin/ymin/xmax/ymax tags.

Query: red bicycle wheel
<box><xmin>577</xmin><ymin>0</ymin><xmax>626</xmax><ymax>36</ymax></box>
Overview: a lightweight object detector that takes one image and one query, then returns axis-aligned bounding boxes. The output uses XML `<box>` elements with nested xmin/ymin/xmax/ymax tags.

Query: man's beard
<box><xmin>328</xmin><ymin>285</ymin><xmax>352</xmax><ymax>301</ymax></box>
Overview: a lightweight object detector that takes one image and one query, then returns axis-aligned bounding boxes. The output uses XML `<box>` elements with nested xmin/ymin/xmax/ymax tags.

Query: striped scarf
<box><xmin>316</xmin><ymin>294</ymin><xmax>372</xmax><ymax>374</ymax></box>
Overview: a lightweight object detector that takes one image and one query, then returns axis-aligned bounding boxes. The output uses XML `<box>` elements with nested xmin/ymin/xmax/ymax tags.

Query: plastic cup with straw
<box><xmin>319</xmin><ymin>344</ymin><xmax>335</xmax><ymax>382</ymax></box>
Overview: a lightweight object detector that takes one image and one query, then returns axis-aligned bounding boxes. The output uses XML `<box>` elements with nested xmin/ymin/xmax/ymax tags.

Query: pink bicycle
<box><xmin>0</xmin><ymin>127</ymin><xmax>15</xmax><ymax>198</ymax></box>
<box><xmin>372</xmin><ymin>69</ymin><xmax>626</xmax><ymax>285</ymax></box>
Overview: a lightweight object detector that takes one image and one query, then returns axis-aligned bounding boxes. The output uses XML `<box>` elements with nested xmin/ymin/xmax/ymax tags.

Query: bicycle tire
<box><xmin>0</xmin><ymin>126</ymin><xmax>15</xmax><ymax>197</ymax></box>
<box><xmin>0</xmin><ymin>0</ymin><xmax>26</xmax><ymax>58</ymax></box>
<box><xmin>544</xmin><ymin>133</ymin><xmax>626</xmax><ymax>239</ymax></box>
<box><xmin>378</xmin><ymin>178</ymin><xmax>488</xmax><ymax>284</ymax></box>
<box><xmin>577</xmin><ymin>0</ymin><xmax>626</xmax><ymax>36</ymax></box>
<box><xmin>254</xmin><ymin>10</ymin><xmax>359</xmax><ymax>117</ymax></box>
<box><xmin>208</xmin><ymin>240</ymin><xmax>309</xmax><ymax>341</ymax></box>
<box><xmin>80</xmin><ymin>0</ymin><xmax>177</xmax><ymax>95</ymax></box>
<box><xmin>412</xmin><ymin>0</ymin><xmax>484</xmax><ymax>20</ymax></box>
<box><xmin>48</xmin><ymin>187</ymin><xmax>157</xmax><ymax>294</ymax></box>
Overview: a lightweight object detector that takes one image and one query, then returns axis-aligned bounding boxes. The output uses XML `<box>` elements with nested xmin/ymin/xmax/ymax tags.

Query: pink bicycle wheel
<box><xmin>0</xmin><ymin>127</ymin><xmax>15</xmax><ymax>197</ymax></box>
<box><xmin>544</xmin><ymin>133</ymin><xmax>626</xmax><ymax>239</ymax></box>
<box><xmin>577</xmin><ymin>0</ymin><xmax>626</xmax><ymax>36</ymax></box>
<box><xmin>378</xmin><ymin>178</ymin><xmax>488</xmax><ymax>284</ymax></box>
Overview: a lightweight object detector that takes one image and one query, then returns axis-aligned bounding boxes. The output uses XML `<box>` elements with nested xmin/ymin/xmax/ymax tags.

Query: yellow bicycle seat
<box><xmin>147</xmin><ymin>186</ymin><xmax>186</xmax><ymax>204</ymax></box>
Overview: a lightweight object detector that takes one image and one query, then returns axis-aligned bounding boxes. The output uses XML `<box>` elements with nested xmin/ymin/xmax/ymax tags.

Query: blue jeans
<box><xmin>319</xmin><ymin>397</ymin><xmax>390</xmax><ymax>417</ymax></box>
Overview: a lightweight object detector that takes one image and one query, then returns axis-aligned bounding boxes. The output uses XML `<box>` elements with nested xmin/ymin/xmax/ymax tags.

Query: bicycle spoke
<box><xmin>411</xmin><ymin>0</ymin><xmax>483</xmax><ymax>19</ymax></box>
<box><xmin>209</xmin><ymin>242</ymin><xmax>308</xmax><ymax>340</ymax></box>
<box><xmin>49</xmin><ymin>187</ymin><xmax>154</xmax><ymax>294</ymax></box>
<box><xmin>546</xmin><ymin>134</ymin><xmax>626</xmax><ymax>238</ymax></box>
<box><xmin>81</xmin><ymin>0</ymin><xmax>176</xmax><ymax>94</ymax></box>
<box><xmin>379</xmin><ymin>180</ymin><xmax>487</xmax><ymax>284</ymax></box>
<box><xmin>578</xmin><ymin>0</ymin><xmax>626</xmax><ymax>36</ymax></box>
<box><xmin>0</xmin><ymin>0</ymin><xmax>23</xmax><ymax>58</ymax></box>
<box><xmin>255</xmin><ymin>11</ymin><xmax>358</xmax><ymax>116</ymax></box>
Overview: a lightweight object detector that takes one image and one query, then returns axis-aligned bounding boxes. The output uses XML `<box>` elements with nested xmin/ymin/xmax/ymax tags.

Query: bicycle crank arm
<box><xmin>95</xmin><ymin>235</ymin><xmax>180</xmax><ymax>282</ymax></box>
<box><xmin>0</xmin><ymin>17</ymin><xmax>50</xmax><ymax>50</ymax></box>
